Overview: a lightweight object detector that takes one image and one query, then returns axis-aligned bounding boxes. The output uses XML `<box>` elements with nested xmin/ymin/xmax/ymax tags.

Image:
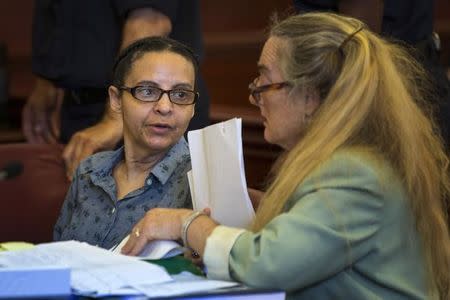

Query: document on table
<box><xmin>111</xmin><ymin>236</ymin><xmax>184</xmax><ymax>260</ymax></box>
<box><xmin>80</xmin><ymin>272</ymin><xmax>240</xmax><ymax>298</ymax></box>
<box><xmin>0</xmin><ymin>240</ymin><xmax>172</xmax><ymax>296</ymax></box>
<box><xmin>136</xmin><ymin>271</ymin><xmax>239</xmax><ymax>298</ymax></box>
<box><xmin>188</xmin><ymin>118</ymin><xmax>255</xmax><ymax>228</ymax></box>
<box><xmin>0</xmin><ymin>241</ymin><xmax>270</xmax><ymax>298</ymax></box>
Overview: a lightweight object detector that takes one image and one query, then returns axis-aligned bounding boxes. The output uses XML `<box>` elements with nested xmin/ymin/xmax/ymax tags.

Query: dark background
<box><xmin>0</xmin><ymin>0</ymin><xmax>449</xmax><ymax>187</ymax></box>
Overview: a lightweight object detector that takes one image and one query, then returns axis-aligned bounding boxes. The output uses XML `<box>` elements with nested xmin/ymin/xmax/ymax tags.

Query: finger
<box><xmin>72</xmin><ymin>136</ymin><xmax>86</xmax><ymax>165</ymax></box>
<box><xmin>79</xmin><ymin>140</ymin><xmax>97</xmax><ymax>161</ymax></box>
<box><xmin>127</xmin><ymin>236</ymin><xmax>150</xmax><ymax>256</ymax></box>
<box><xmin>32</xmin><ymin>107</ymin><xmax>52</xmax><ymax>144</ymax></box>
<box><xmin>71</xmin><ymin>139</ymin><xmax>96</xmax><ymax>174</ymax></box>
<box><xmin>121</xmin><ymin>223</ymin><xmax>142</xmax><ymax>254</ymax></box>
<box><xmin>32</xmin><ymin>122</ymin><xmax>47</xmax><ymax>144</ymax></box>
<box><xmin>62</xmin><ymin>137</ymin><xmax>79</xmax><ymax>179</ymax></box>
<box><xmin>22</xmin><ymin>109</ymin><xmax>34</xmax><ymax>143</ymax></box>
<box><xmin>68</xmin><ymin>135</ymin><xmax>95</xmax><ymax>177</ymax></box>
<box><xmin>49</xmin><ymin>91</ymin><xmax>63</xmax><ymax>142</ymax></box>
<box><xmin>122</xmin><ymin>230</ymin><xmax>149</xmax><ymax>256</ymax></box>
<box><xmin>121</xmin><ymin>232</ymin><xmax>137</xmax><ymax>254</ymax></box>
<box><xmin>41</xmin><ymin>118</ymin><xmax>59</xmax><ymax>144</ymax></box>
<box><xmin>22</xmin><ymin>105</ymin><xmax>39</xmax><ymax>144</ymax></box>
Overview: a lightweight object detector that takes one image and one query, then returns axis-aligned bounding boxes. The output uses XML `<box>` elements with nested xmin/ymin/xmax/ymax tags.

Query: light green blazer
<box><xmin>229</xmin><ymin>149</ymin><xmax>428</xmax><ymax>299</ymax></box>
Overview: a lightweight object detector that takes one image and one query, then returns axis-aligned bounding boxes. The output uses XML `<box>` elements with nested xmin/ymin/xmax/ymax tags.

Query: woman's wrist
<box><xmin>181</xmin><ymin>210</ymin><xmax>207</xmax><ymax>249</ymax></box>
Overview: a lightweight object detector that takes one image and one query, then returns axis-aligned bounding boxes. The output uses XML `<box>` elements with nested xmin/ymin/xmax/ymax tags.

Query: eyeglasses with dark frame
<box><xmin>119</xmin><ymin>85</ymin><xmax>198</xmax><ymax>105</ymax></box>
<box><xmin>248</xmin><ymin>79</ymin><xmax>291</xmax><ymax>105</ymax></box>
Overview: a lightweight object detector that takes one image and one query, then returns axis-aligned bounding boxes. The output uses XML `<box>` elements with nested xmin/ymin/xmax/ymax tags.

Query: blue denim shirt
<box><xmin>53</xmin><ymin>138</ymin><xmax>192</xmax><ymax>249</ymax></box>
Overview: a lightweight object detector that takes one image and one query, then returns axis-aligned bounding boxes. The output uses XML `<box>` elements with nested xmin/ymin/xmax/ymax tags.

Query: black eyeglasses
<box><xmin>119</xmin><ymin>85</ymin><xmax>198</xmax><ymax>105</ymax></box>
<box><xmin>248</xmin><ymin>80</ymin><xmax>291</xmax><ymax>105</ymax></box>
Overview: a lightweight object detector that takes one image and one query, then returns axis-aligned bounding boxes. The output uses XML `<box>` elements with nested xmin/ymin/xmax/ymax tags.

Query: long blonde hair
<box><xmin>252</xmin><ymin>12</ymin><xmax>450</xmax><ymax>298</ymax></box>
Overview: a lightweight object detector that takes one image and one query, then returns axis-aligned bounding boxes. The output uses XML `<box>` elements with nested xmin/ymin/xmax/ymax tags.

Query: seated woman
<box><xmin>53</xmin><ymin>36</ymin><xmax>198</xmax><ymax>249</ymax></box>
<box><xmin>122</xmin><ymin>13</ymin><xmax>450</xmax><ymax>299</ymax></box>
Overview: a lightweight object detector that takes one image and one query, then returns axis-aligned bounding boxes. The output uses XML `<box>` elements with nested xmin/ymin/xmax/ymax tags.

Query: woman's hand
<box><xmin>121</xmin><ymin>208</ymin><xmax>192</xmax><ymax>256</ymax></box>
<box><xmin>22</xmin><ymin>76</ymin><xmax>64</xmax><ymax>144</ymax></box>
<box><xmin>62</xmin><ymin>105</ymin><xmax>123</xmax><ymax>180</ymax></box>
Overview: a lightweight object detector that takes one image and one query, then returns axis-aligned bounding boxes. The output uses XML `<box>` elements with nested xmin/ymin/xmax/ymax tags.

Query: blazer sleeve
<box><xmin>227</xmin><ymin>154</ymin><xmax>387</xmax><ymax>291</ymax></box>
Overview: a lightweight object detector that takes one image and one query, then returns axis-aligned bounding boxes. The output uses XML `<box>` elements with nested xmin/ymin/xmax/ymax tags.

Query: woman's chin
<box><xmin>263</xmin><ymin>129</ymin><xmax>274</xmax><ymax>144</ymax></box>
<box><xmin>145</xmin><ymin>140</ymin><xmax>171</xmax><ymax>152</ymax></box>
<box><xmin>143</xmin><ymin>134</ymin><xmax>178</xmax><ymax>152</ymax></box>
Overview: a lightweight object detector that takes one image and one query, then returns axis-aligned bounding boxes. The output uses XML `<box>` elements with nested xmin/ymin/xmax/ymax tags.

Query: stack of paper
<box><xmin>0</xmin><ymin>241</ymin><xmax>245</xmax><ymax>298</ymax></box>
<box><xmin>0</xmin><ymin>240</ymin><xmax>172</xmax><ymax>297</ymax></box>
<box><xmin>136</xmin><ymin>272</ymin><xmax>239</xmax><ymax>298</ymax></box>
<box><xmin>188</xmin><ymin>118</ymin><xmax>255</xmax><ymax>228</ymax></box>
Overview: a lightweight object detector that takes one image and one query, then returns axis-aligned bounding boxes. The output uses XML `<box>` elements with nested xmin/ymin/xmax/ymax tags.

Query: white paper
<box><xmin>111</xmin><ymin>235</ymin><xmax>184</xmax><ymax>260</ymax></box>
<box><xmin>0</xmin><ymin>240</ymin><xmax>172</xmax><ymax>296</ymax></box>
<box><xmin>135</xmin><ymin>271</ymin><xmax>239</xmax><ymax>298</ymax></box>
<box><xmin>188</xmin><ymin>118</ymin><xmax>255</xmax><ymax>228</ymax></box>
<box><xmin>187</xmin><ymin>170</ymin><xmax>196</xmax><ymax>210</ymax></box>
<box><xmin>81</xmin><ymin>272</ymin><xmax>240</xmax><ymax>298</ymax></box>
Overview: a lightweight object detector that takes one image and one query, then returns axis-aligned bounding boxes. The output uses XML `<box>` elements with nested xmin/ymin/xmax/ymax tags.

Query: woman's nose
<box><xmin>154</xmin><ymin>93</ymin><xmax>173</xmax><ymax>114</ymax></box>
<box><xmin>249</xmin><ymin>93</ymin><xmax>261</xmax><ymax>106</ymax></box>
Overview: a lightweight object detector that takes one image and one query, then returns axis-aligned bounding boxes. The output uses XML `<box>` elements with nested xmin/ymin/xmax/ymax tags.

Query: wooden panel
<box><xmin>435</xmin><ymin>0</ymin><xmax>450</xmax><ymax>64</ymax></box>
<box><xmin>201</xmin><ymin>0</ymin><xmax>293</xmax><ymax>33</ymax></box>
<box><xmin>0</xmin><ymin>0</ymin><xmax>34</xmax><ymax>100</ymax></box>
<box><xmin>0</xmin><ymin>1</ymin><xmax>33</xmax><ymax>57</ymax></box>
<box><xmin>2</xmin><ymin>1</ymin><xmax>448</xmax><ymax>188</ymax></box>
<box><xmin>201</xmin><ymin>0</ymin><xmax>292</xmax><ymax>110</ymax></box>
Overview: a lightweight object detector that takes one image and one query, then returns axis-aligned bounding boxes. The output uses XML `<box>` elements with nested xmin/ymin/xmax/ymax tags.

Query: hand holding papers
<box><xmin>188</xmin><ymin>118</ymin><xmax>255</xmax><ymax>228</ymax></box>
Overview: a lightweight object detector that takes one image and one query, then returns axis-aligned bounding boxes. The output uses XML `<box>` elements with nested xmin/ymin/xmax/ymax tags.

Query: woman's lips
<box><xmin>147</xmin><ymin>123</ymin><xmax>173</xmax><ymax>134</ymax></box>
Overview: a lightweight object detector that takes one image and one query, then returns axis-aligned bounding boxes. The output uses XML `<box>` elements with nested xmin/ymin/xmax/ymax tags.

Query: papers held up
<box><xmin>188</xmin><ymin>118</ymin><xmax>255</xmax><ymax>228</ymax></box>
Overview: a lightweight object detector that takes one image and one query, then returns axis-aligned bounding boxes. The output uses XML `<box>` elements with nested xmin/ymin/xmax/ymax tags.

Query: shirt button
<box><xmin>146</xmin><ymin>178</ymin><xmax>152</xmax><ymax>185</ymax></box>
<box><xmin>111</xmin><ymin>207</ymin><xmax>116</xmax><ymax>214</ymax></box>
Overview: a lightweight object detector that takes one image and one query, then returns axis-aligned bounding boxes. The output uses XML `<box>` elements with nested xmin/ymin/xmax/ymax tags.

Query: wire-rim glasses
<box><xmin>119</xmin><ymin>85</ymin><xmax>198</xmax><ymax>105</ymax></box>
<box><xmin>248</xmin><ymin>80</ymin><xmax>291</xmax><ymax>104</ymax></box>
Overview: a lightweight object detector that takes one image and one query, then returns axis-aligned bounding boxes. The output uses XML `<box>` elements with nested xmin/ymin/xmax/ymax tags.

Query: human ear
<box><xmin>108</xmin><ymin>86</ymin><xmax>122</xmax><ymax>113</ymax></box>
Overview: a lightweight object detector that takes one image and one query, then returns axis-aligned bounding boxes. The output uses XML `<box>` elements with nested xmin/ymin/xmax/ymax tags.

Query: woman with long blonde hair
<box><xmin>122</xmin><ymin>13</ymin><xmax>450</xmax><ymax>299</ymax></box>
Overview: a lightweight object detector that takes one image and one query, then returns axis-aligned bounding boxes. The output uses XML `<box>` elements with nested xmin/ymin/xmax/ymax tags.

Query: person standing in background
<box><xmin>293</xmin><ymin>0</ymin><xmax>450</xmax><ymax>148</ymax></box>
<box><xmin>22</xmin><ymin>0</ymin><xmax>209</xmax><ymax>179</ymax></box>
